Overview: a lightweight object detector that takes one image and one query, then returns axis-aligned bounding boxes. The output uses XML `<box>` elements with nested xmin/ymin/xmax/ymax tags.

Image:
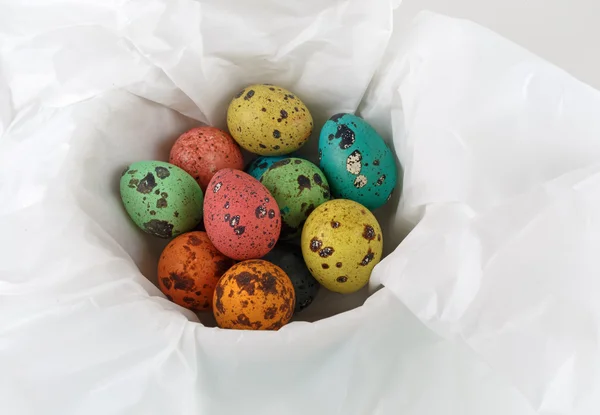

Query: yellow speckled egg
<box><xmin>227</xmin><ymin>84</ymin><xmax>313</xmax><ymax>156</ymax></box>
<box><xmin>301</xmin><ymin>199</ymin><xmax>383</xmax><ymax>294</ymax></box>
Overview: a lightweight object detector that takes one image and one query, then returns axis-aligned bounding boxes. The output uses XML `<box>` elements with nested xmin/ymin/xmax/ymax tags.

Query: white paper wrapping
<box><xmin>0</xmin><ymin>1</ymin><xmax>597</xmax><ymax>414</ymax></box>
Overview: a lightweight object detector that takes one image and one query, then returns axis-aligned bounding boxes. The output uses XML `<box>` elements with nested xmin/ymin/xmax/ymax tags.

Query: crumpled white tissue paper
<box><xmin>0</xmin><ymin>1</ymin><xmax>598</xmax><ymax>414</ymax></box>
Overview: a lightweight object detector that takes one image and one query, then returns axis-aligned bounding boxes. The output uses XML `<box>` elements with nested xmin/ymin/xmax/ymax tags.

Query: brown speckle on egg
<box><xmin>156</xmin><ymin>198</ymin><xmax>167</xmax><ymax>208</ymax></box>
<box><xmin>255</xmin><ymin>206</ymin><xmax>267</xmax><ymax>218</ymax></box>
<box><xmin>161</xmin><ymin>277</ymin><xmax>172</xmax><ymax>290</ymax></box>
<box><xmin>264</xmin><ymin>306</ymin><xmax>278</xmax><ymax>319</ymax></box>
<box><xmin>297</xmin><ymin>175</ymin><xmax>311</xmax><ymax>192</ymax></box>
<box><xmin>188</xmin><ymin>235</ymin><xmax>201</xmax><ymax>246</ymax></box>
<box><xmin>335</xmin><ymin>124</ymin><xmax>355</xmax><ymax>149</ymax></box>
<box><xmin>310</xmin><ymin>237</ymin><xmax>322</xmax><ymax>252</ymax></box>
<box><xmin>170</xmin><ymin>273</ymin><xmax>195</xmax><ymax>290</ymax></box>
<box><xmin>360</xmin><ymin>249</ymin><xmax>375</xmax><ymax>266</ymax></box>
<box><xmin>143</xmin><ymin>219</ymin><xmax>173</xmax><ymax>238</ymax></box>
<box><xmin>229</xmin><ymin>215</ymin><xmax>240</xmax><ymax>227</ymax></box>
<box><xmin>363</xmin><ymin>225</ymin><xmax>375</xmax><ymax>240</ymax></box>
<box><xmin>155</xmin><ymin>166</ymin><xmax>170</xmax><ymax>179</ymax></box>
<box><xmin>136</xmin><ymin>173</ymin><xmax>156</xmax><ymax>194</ymax></box>
<box><xmin>319</xmin><ymin>247</ymin><xmax>334</xmax><ymax>258</ymax></box>
<box><xmin>128</xmin><ymin>178</ymin><xmax>139</xmax><ymax>188</ymax></box>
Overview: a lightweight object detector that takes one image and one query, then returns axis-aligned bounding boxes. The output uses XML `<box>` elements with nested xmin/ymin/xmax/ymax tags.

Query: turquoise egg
<box><xmin>318</xmin><ymin>113</ymin><xmax>398</xmax><ymax>210</ymax></box>
<box><xmin>245</xmin><ymin>156</ymin><xmax>286</xmax><ymax>180</ymax></box>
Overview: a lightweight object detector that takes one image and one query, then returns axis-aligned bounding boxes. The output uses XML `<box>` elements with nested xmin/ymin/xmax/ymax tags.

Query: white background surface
<box><xmin>399</xmin><ymin>0</ymin><xmax>600</xmax><ymax>90</ymax></box>
<box><xmin>3</xmin><ymin>1</ymin><xmax>600</xmax><ymax>414</ymax></box>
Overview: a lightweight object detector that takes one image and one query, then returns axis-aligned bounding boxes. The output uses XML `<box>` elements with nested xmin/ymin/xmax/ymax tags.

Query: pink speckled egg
<box><xmin>204</xmin><ymin>169</ymin><xmax>281</xmax><ymax>260</ymax></box>
<box><xmin>169</xmin><ymin>126</ymin><xmax>244</xmax><ymax>191</ymax></box>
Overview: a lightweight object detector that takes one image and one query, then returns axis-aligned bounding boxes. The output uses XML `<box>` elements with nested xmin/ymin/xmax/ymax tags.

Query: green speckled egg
<box><xmin>120</xmin><ymin>161</ymin><xmax>204</xmax><ymax>238</ymax></box>
<box><xmin>260</xmin><ymin>158</ymin><xmax>330</xmax><ymax>240</ymax></box>
<box><xmin>227</xmin><ymin>84</ymin><xmax>313</xmax><ymax>156</ymax></box>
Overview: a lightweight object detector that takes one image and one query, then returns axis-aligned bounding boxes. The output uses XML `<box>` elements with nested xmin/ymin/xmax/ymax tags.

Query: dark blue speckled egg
<box><xmin>262</xmin><ymin>243</ymin><xmax>320</xmax><ymax>312</ymax></box>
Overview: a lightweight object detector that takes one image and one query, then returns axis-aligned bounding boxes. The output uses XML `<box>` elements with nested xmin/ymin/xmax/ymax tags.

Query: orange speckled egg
<box><xmin>169</xmin><ymin>126</ymin><xmax>244</xmax><ymax>191</ymax></box>
<box><xmin>158</xmin><ymin>231</ymin><xmax>235</xmax><ymax>312</ymax></box>
<box><xmin>213</xmin><ymin>260</ymin><xmax>295</xmax><ymax>330</ymax></box>
<box><xmin>204</xmin><ymin>169</ymin><xmax>281</xmax><ymax>260</ymax></box>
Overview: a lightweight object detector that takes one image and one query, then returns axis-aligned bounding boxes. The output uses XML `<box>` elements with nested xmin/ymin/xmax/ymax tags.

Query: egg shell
<box><xmin>227</xmin><ymin>84</ymin><xmax>313</xmax><ymax>156</ymax></box>
<box><xmin>260</xmin><ymin>158</ymin><xmax>331</xmax><ymax>240</ymax></box>
<box><xmin>158</xmin><ymin>232</ymin><xmax>235</xmax><ymax>312</ymax></box>
<box><xmin>319</xmin><ymin>113</ymin><xmax>398</xmax><ymax>210</ymax></box>
<box><xmin>169</xmin><ymin>126</ymin><xmax>244</xmax><ymax>192</ymax></box>
<box><xmin>245</xmin><ymin>155</ymin><xmax>285</xmax><ymax>180</ymax></box>
<box><xmin>120</xmin><ymin>161</ymin><xmax>204</xmax><ymax>238</ymax></box>
<box><xmin>213</xmin><ymin>260</ymin><xmax>295</xmax><ymax>330</ymax></box>
<box><xmin>204</xmin><ymin>169</ymin><xmax>281</xmax><ymax>260</ymax></box>
<box><xmin>301</xmin><ymin>199</ymin><xmax>383</xmax><ymax>294</ymax></box>
<box><xmin>262</xmin><ymin>243</ymin><xmax>320</xmax><ymax>312</ymax></box>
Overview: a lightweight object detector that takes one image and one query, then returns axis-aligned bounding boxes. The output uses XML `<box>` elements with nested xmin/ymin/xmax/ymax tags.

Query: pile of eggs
<box><xmin>119</xmin><ymin>84</ymin><xmax>398</xmax><ymax>330</ymax></box>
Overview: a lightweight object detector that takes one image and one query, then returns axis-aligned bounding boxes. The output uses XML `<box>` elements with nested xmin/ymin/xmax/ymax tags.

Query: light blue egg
<box><xmin>318</xmin><ymin>113</ymin><xmax>398</xmax><ymax>210</ymax></box>
<box><xmin>245</xmin><ymin>156</ymin><xmax>285</xmax><ymax>180</ymax></box>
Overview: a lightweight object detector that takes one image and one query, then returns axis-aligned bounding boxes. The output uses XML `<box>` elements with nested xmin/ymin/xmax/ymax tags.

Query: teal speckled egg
<box><xmin>260</xmin><ymin>158</ymin><xmax>330</xmax><ymax>240</ymax></box>
<box><xmin>318</xmin><ymin>113</ymin><xmax>398</xmax><ymax>210</ymax></box>
<box><xmin>120</xmin><ymin>161</ymin><xmax>204</xmax><ymax>238</ymax></box>
<box><xmin>245</xmin><ymin>156</ymin><xmax>285</xmax><ymax>180</ymax></box>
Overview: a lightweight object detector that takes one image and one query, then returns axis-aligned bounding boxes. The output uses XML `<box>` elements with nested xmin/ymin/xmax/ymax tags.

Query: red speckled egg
<box><xmin>204</xmin><ymin>169</ymin><xmax>281</xmax><ymax>260</ymax></box>
<box><xmin>169</xmin><ymin>126</ymin><xmax>244</xmax><ymax>191</ymax></box>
